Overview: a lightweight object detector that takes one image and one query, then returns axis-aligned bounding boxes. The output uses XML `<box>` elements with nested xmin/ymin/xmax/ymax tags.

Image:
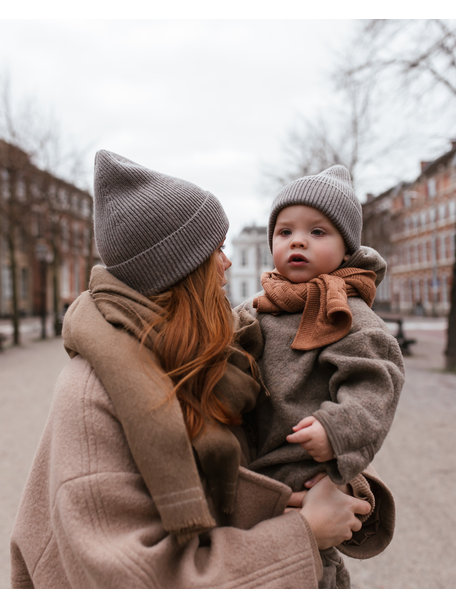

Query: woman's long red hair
<box><xmin>143</xmin><ymin>252</ymin><xmax>239</xmax><ymax>438</ymax></box>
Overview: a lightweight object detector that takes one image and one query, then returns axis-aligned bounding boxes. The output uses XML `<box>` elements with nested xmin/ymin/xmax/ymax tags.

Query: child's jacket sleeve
<box><xmin>313</xmin><ymin>310</ymin><xmax>405</xmax><ymax>484</ymax></box>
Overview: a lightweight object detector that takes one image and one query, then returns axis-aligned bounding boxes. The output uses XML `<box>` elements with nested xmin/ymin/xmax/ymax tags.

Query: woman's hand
<box><xmin>300</xmin><ymin>475</ymin><xmax>370</xmax><ymax>550</ymax></box>
<box><xmin>285</xmin><ymin>472</ymin><xmax>328</xmax><ymax>512</ymax></box>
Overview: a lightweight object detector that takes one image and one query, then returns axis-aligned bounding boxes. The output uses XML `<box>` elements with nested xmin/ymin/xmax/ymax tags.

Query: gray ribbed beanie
<box><xmin>268</xmin><ymin>165</ymin><xmax>362</xmax><ymax>253</ymax></box>
<box><xmin>94</xmin><ymin>150</ymin><xmax>229</xmax><ymax>295</ymax></box>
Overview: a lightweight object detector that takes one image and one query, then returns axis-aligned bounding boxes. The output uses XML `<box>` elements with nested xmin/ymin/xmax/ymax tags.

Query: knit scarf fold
<box><xmin>253</xmin><ymin>267</ymin><xmax>377</xmax><ymax>350</ymax></box>
<box><xmin>63</xmin><ymin>265</ymin><xmax>259</xmax><ymax>543</ymax></box>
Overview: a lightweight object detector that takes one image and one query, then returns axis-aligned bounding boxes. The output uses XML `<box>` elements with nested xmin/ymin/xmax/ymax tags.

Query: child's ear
<box><xmin>343</xmin><ymin>253</ymin><xmax>350</xmax><ymax>262</ymax></box>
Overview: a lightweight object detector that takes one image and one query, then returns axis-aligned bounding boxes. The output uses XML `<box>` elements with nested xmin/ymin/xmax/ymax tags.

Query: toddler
<box><xmin>234</xmin><ymin>165</ymin><xmax>405</xmax><ymax>587</ymax></box>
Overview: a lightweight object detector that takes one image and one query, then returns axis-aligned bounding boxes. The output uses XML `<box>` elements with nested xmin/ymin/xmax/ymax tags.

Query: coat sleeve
<box><xmin>338</xmin><ymin>465</ymin><xmax>395</xmax><ymax>558</ymax></box>
<box><xmin>312</xmin><ymin>312</ymin><xmax>404</xmax><ymax>484</ymax></box>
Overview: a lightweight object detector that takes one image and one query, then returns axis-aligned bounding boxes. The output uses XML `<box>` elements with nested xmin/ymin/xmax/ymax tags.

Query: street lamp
<box><xmin>35</xmin><ymin>240</ymin><xmax>53</xmax><ymax>340</ymax></box>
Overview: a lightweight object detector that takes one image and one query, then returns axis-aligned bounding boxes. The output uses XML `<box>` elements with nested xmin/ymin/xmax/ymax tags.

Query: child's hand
<box><xmin>286</xmin><ymin>416</ymin><xmax>334</xmax><ymax>462</ymax></box>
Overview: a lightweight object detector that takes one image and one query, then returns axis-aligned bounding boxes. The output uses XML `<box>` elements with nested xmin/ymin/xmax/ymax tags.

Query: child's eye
<box><xmin>311</xmin><ymin>228</ymin><xmax>325</xmax><ymax>236</ymax></box>
<box><xmin>279</xmin><ymin>228</ymin><xmax>291</xmax><ymax>236</ymax></box>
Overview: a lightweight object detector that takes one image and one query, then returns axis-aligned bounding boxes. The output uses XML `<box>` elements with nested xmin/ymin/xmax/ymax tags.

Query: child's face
<box><xmin>272</xmin><ymin>205</ymin><xmax>348</xmax><ymax>283</ymax></box>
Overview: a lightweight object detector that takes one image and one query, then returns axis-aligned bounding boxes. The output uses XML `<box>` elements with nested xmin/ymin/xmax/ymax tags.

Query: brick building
<box><xmin>0</xmin><ymin>139</ymin><xmax>96</xmax><ymax>326</ymax></box>
<box><xmin>362</xmin><ymin>141</ymin><xmax>456</xmax><ymax>316</ymax></box>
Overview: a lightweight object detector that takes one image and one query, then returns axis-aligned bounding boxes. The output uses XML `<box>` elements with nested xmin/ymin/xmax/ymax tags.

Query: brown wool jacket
<box><xmin>235</xmin><ymin>247</ymin><xmax>405</xmax><ymax>488</ymax></box>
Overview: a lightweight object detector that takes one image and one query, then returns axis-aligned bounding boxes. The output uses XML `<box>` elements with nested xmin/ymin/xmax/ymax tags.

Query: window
<box><xmin>421</xmin><ymin>241</ymin><xmax>427</xmax><ymax>263</ymax></box>
<box><xmin>1</xmin><ymin>169</ymin><xmax>9</xmax><ymax>199</ymax></box>
<box><xmin>240</xmin><ymin>249</ymin><xmax>248</xmax><ymax>267</ymax></box>
<box><xmin>81</xmin><ymin>197</ymin><xmax>91</xmax><ymax>218</ymax></box>
<box><xmin>428</xmin><ymin>177</ymin><xmax>436</xmax><ymax>198</ymax></box>
<box><xmin>403</xmin><ymin>192</ymin><xmax>412</xmax><ymax>208</ymax></box>
<box><xmin>60</xmin><ymin>188</ymin><xmax>70</xmax><ymax>210</ymax></box>
<box><xmin>61</xmin><ymin>261</ymin><xmax>70</xmax><ymax>298</ymax></box>
<box><xmin>449</xmin><ymin>200</ymin><xmax>456</xmax><ymax>219</ymax></box>
<box><xmin>61</xmin><ymin>219</ymin><xmax>69</xmax><ymax>252</ymax></box>
<box><xmin>1</xmin><ymin>265</ymin><xmax>11</xmax><ymax>300</ymax></box>
<box><xmin>439</xmin><ymin>203</ymin><xmax>447</xmax><ymax>221</ymax></box>
<box><xmin>241</xmin><ymin>281</ymin><xmax>248</xmax><ymax>298</ymax></box>
<box><xmin>73</xmin><ymin>224</ymin><xmax>80</xmax><ymax>249</ymax></box>
<box><xmin>444</xmin><ymin>234</ymin><xmax>450</xmax><ymax>259</ymax></box>
<box><xmin>20</xmin><ymin>267</ymin><xmax>28</xmax><ymax>300</ymax></box>
<box><xmin>435</xmin><ymin>236</ymin><xmax>441</xmax><ymax>262</ymax></box>
<box><xmin>74</xmin><ymin>258</ymin><xmax>80</xmax><ymax>295</ymax></box>
<box><xmin>16</xmin><ymin>178</ymin><xmax>27</xmax><ymax>201</ymax></box>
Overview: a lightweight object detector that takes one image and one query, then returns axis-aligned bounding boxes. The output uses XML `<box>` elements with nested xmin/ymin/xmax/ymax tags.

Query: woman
<box><xmin>10</xmin><ymin>150</ymin><xmax>393</xmax><ymax>588</ymax></box>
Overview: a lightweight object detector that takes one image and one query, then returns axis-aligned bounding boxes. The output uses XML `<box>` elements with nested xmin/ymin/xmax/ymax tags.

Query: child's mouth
<box><xmin>288</xmin><ymin>254</ymin><xmax>309</xmax><ymax>265</ymax></box>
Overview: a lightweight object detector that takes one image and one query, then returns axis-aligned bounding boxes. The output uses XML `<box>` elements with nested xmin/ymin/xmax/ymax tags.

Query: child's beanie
<box><xmin>94</xmin><ymin>150</ymin><xmax>229</xmax><ymax>295</ymax></box>
<box><xmin>268</xmin><ymin>165</ymin><xmax>362</xmax><ymax>253</ymax></box>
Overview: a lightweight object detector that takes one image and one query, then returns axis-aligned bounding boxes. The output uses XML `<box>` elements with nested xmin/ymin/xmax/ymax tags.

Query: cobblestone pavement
<box><xmin>1</xmin><ymin>319</ymin><xmax>455</xmax><ymax>588</ymax></box>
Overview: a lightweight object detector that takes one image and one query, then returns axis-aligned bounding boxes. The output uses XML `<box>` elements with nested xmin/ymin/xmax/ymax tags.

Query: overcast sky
<box><xmin>1</xmin><ymin>6</ymin><xmax>454</xmax><ymax>251</ymax></box>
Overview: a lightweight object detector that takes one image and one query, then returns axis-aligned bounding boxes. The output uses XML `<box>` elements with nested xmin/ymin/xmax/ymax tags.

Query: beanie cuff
<box><xmin>268</xmin><ymin>166</ymin><xmax>362</xmax><ymax>253</ymax></box>
<box><xmin>106</xmin><ymin>192</ymin><xmax>229</xmax><ymax>295</ymax></box>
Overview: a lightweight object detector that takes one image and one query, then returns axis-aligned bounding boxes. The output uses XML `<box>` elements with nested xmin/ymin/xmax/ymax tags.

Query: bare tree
<box><xmin>343</xmin><ymin>19</ymin><xmax>456</xmax><ymax>372</ymax></box>
<box><xmin>0</xmin><ymin>71</ymin><xmax>92</xmax><ymax>344</ymax></box>
<box><xmin>345</xmin><ymin>20</ymin><xmax>456</xmax><ymax>100</ymax></box>
<box><xmin>262</xmin><ymin>52</ymin><xmax>376</xmax><ymax>195</ymax></box>
<box><xmin>446</xmin><ymin>239</ymin><xmax>456</xmax><ymax>372</ymax></box>
<box><xmin>0</xmin><ymin>140</ymin><xmax>33</xmax><ymax>345</ymax></box>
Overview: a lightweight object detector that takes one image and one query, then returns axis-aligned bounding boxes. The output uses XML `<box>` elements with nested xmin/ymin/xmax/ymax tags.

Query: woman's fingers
<box><xmin>352</xmin><ymin>496</ymin><xmax>371</xmax><ymax>516</ymax></box>
<box><xmin>304</xmin><ymin>472</ymin><xmax>327</xmax><ymax>488</ymax></box>
<box><xmin>286</xmin><ymin>490</ymin><xmax>307</xmax><ymax>508</ymax></box>
<box><xmin>300</xmin><ymin>476</ymin><xmax>370</xmax><ymax>549</ymax></box>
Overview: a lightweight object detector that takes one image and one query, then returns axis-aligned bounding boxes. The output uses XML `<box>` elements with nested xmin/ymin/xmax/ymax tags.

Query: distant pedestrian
<box><xmin>235</xmin><ymin>165</ymin><xmax>404</xmax><ymax>587</ymax></box>
<box><xmin>11</xmin><ymin>153</ymin><xmax>393</xmax><ymax>588</ymax></box>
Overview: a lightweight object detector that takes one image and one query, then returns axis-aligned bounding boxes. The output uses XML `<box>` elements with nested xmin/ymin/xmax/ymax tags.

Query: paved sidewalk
<box><xmin>0</xmin><ymin>337</ymin><xmax>68</xmax><ymax>588</ymax></box>
<box><xmin>344</xmin><ymin>326</ymin><xmax>456</xmax><ymax>588</ymax></box>
<box><xmin>1</xmin><ymin>320</ymin><xmax>455</xmax><ymax>588</ymax></box>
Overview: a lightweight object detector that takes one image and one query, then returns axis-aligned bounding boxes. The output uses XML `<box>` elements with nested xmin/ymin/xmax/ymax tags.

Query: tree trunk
<box><xmin>445</xmin><ymin>237</ymin><xmax>456</xmax><ymax>372</ymax></box>
<box><xmin>6</xmin><ymin>229</ymin><xmax>20</xmax><ymax>346</ymax></box>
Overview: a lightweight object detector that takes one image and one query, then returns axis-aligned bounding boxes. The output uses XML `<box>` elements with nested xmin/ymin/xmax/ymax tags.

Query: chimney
<box><xmin>420</xmin><ymin>161</ymin><xmax>431</xmax><ymax>173</ymax></box>
<box><xmin>365</xmin><ymin>193</ymin><xmax>374</xmax><ymax>203</ymax></box>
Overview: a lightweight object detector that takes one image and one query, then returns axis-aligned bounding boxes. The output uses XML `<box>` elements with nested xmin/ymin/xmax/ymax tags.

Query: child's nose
<box><xmin>291</xmin><ymin>234</ymin><xmax>307</xmax><ymax>248</ymax></box>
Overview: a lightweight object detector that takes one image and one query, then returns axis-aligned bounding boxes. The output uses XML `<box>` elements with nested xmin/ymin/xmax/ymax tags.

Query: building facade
<box><xmin>0</xmin><ymin>139</ymin><xmax>96</xmax><ymax>324</ymax></box>
<box><xmin>362</xmin><ymin>141</ymin><xmax>456</xmax><ymax>316</ymax></box>
<box><xmin>227</xmin><ymin>225</ymin><xmax>273</xmax><ymax>306</ymax></box>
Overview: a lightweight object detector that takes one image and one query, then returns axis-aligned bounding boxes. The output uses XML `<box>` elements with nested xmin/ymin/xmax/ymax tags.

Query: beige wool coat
<box><xmin>10</xmin><ymin>353</ymin><xmax>395</xmax><ymax>589</ymax></box>
<box><xmin>10</xmin><ymin>355</ymin><xmax>326</xmax><ymax>589</ymax></box>
<box><xmin>10</xmin><ymin>269</ymin><xmax>395</xmax><ymax>589</ymax></box>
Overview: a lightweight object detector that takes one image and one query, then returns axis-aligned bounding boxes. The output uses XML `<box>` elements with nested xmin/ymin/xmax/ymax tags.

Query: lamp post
<box><xmin>35</xmin><ymin>240</ymin><xmax>53</xmax><ymax>340</ymax></box>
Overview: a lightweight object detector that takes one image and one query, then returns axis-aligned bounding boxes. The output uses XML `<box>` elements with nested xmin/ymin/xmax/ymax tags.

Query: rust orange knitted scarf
<box><xmin>253</xmin><ymin>267</ymin><xmax>377</xmax><ymax>350</ymax></box>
